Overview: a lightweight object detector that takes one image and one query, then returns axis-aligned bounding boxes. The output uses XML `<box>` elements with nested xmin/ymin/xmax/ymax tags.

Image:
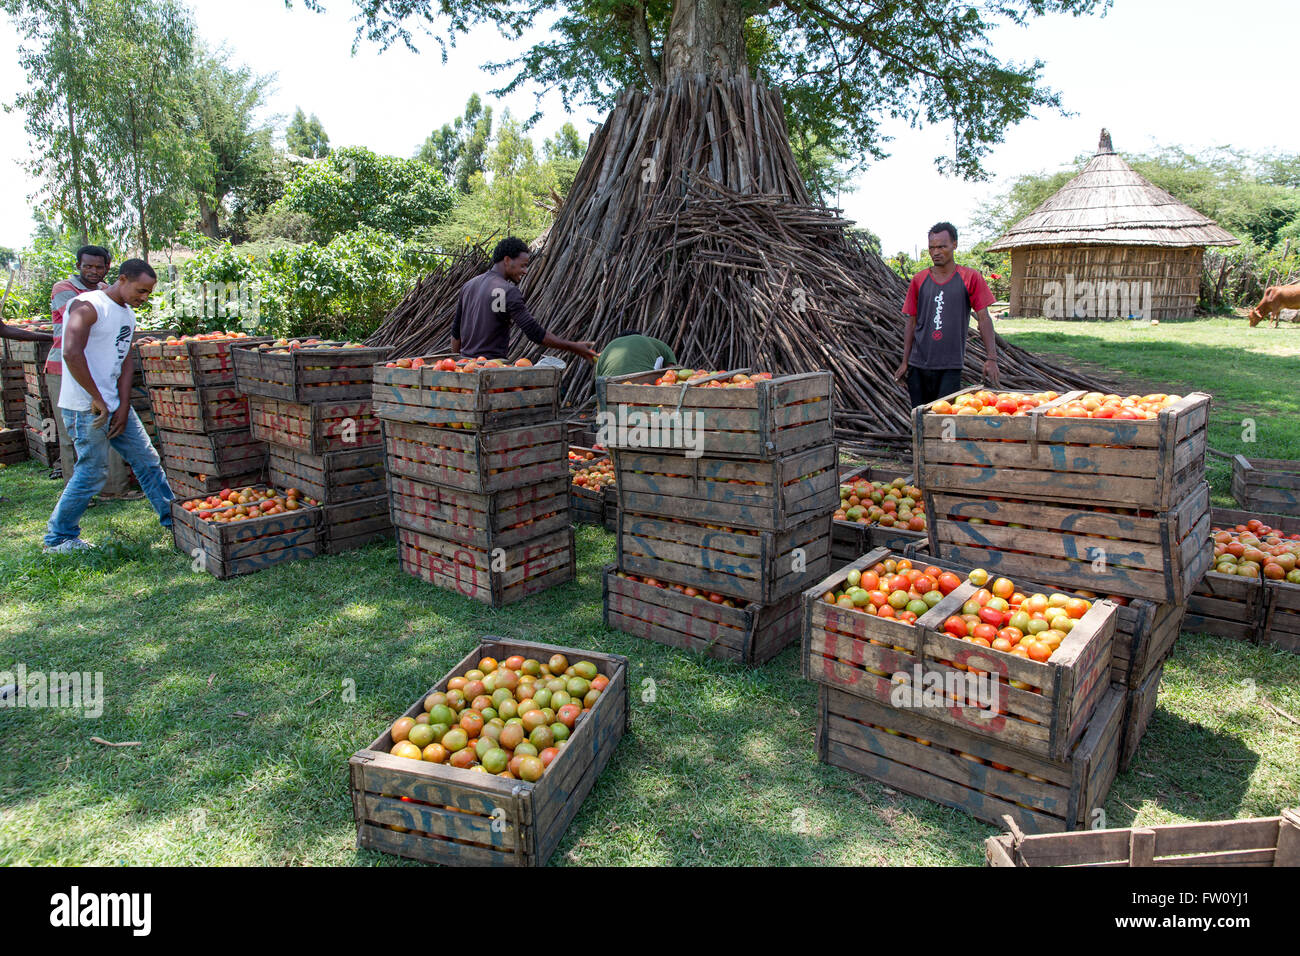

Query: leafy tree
<box><xmin>419</xmin><ymin>95</ymin><xmax>495</xmax><ymax>195</ymax></box>
<box><xmin>542</xmin><ymin>122</ymin><xmax>584</xmax><ymax>162</ymax></box>
<box><xmin>189</xmin><ymin>48</ymin><xmax>277</xmax><ymax>238</ymax></box>
<box><xmin>273</xmin><ymin>145</ymin><xmax>455</xmax><ymax>241</ymax></box>
<box><xmin>286</xmin><ymin>107</ymin><xmax>331</xmax><ymax>158</ymax></box>
<box><xmin>484</xmin><ymin>111</ymin><xmax>546</xmax><ymax>236</ymax></box>
<box><xmin>4</xmin><ymin>0</ymin><xmax>115</xmax><ymax>244</ymax></box>
<box><xmin>325</xmin><ymin>0</ymin><xmax>1108</xmax><ymax>187</ymax></box>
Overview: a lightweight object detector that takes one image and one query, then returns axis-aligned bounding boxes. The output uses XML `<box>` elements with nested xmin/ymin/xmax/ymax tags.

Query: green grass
<box><xmin>997</xmin><ymin>316</ymin><xmax>1300</xmax><ymax>504</ymax></box>
<box><xmin>2</xmin><ymin>316</ymin><xmax>1299</xmax><ymax>864</ymax></box>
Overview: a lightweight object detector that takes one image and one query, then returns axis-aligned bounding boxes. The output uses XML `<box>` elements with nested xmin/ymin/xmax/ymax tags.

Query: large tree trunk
<box><xmin>662</xmin><ymin>0</ymin><xmax>748</xmax><ymax>81</ymax></box>
<box><xmin>197</xmin><ymin>195</ymin><xmax>221</xmax><ymax>239</ymax></box>
<box><xmin>61</xmin><ymin>3</ymin><xmax>88</xmax><ymax>246</ymax></box>
<box><xmin>128</xmin><ymin>98</ymin><xmax>149</xmax><ymax>261</ymax></box>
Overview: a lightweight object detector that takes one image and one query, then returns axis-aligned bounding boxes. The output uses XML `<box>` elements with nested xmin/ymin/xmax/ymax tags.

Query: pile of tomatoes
<box><xmin>387</xmin><ymin>653</ymin><xmax>607</xmax><ymax>781</ymax></box>
<box><xmin>929</xmin><ymin>391</ymin><xmax>1058</xmax><ymax>416</ymax></box>
<box><xmin>572</xmin><ymin>458</ymin><xmax>615</xmax><ymax>492</ymax></box>
<box><xmin>263</xmin><ymin>338</ymin><xmax>368</xmax><ymax>353</ymax></box>
<box><xmin>383</xmin><ymin>355</ymin><xmax>535</xmax><ymax>371</ymax></box>
<box><xmin>1212</xmin><ymin>518</ymin><xmax>1300</xmax><ymax>583</ymax></box>
<box><xmin>836</xmin><ymin>477</ymin><xmax>925</xmax><ymax>531</ymax></box>
<box><xmin>179</xmin><ymin>485</ymin><xmax>315</xmax><ymax>522</ymax></box>
<box><xmin>645</xmin><ymin>369</ymin><xmax>775</xmax><ymax>388</ymax></box>
<box><xmin>160</xmin><ymin>331</ymin><xmax>254</xmax><ymax>344</ymax></box>
<box><xmin>930</xmin><ymin>389</ymin><xmax>1182</xmax><ymax>421</ymax></box>
<box><xmin>614</xmin><ymin>570</ymin><xmax>738</xmax><ymax>607</ymax></box>
<box><xmin>821</xmin><ymin>557</ymin><xmax>964</xmax><ymax>623</ymax></box>
<box><xmin>939</xmin><ymin>569</ymin><xmax>1093</xmax><ymax>663</ymax></box>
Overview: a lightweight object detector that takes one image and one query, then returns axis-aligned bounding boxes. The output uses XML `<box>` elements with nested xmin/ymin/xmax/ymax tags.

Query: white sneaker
<box><xmin>43</xmin><ymin>538</ymin><xmax>97</xmax><ymax>554</ymax></box>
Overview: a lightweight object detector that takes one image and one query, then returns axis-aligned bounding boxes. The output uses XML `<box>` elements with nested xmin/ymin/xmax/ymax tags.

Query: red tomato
<box><xmin>944</xmin><ymin>616</ymin><xmax>969</xmax><ymax>638</ymax></box>
<box><xmin>978</xmin><ymin>606</ymin><xmax>1005</xmax><ymax>627</ymax></box>
<box><xmin>936</xmin><ymin>572</ymin><xmax>962</xmax><ymax>595</ymax></box>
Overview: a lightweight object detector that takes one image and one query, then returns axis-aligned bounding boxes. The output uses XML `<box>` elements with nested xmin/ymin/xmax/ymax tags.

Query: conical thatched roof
<box><xmin>990</xmin><ymin>130</ymin><xmax>1239</xmax><ymax>250</ymax></box>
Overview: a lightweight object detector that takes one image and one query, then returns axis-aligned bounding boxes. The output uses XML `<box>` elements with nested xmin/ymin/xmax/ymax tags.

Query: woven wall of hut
<box><xmin>1008</xmin><ymin>244</ymin><xmax>1203</xmax><ymax>320</ymax></box>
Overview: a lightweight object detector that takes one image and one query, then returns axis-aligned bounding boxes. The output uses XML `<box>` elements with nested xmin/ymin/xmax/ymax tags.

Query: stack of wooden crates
<box><xmin>233</xmin><ymin>342</ymin><xmax>394</xmax><ymax>555</ymax></box>
<box><xmin>373</xmin><ymin>354</ymin><xmax>575</xmax><ymax>606</ymax></box>
<box><xmin>598</xmin><ymin>368</ymin><xmax>838</xmax><ymax>665</ymax></box>
<box><xmin>7</xmin><ymin>336</ymin><xmax>59</xmax><ymax>465</ymax></box>
<box><xmin>139</xmin><ymin>335</ymin><xmax>272</xmax><ymax>500</ymax></box>
<box><xmin>912</xmin><ymin>388</ymin><xmax>1213</xmax><ymax>769</ymax></box>
<box><xmin>1</xmin><ymin>337</ymin><xmax>30</xmax><ymax>463</ymax></box>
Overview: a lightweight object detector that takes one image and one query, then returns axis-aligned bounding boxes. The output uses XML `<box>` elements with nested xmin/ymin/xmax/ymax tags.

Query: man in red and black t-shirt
<box><xmin>894</xmin><ymin>222</ymin><xmax>999</xmax><ymax>408</ymax></box>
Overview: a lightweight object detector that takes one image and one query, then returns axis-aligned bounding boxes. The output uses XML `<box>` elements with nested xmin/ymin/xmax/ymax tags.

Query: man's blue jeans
<box><xmin>44</xmin><ymin>407</ymin><xmax>174</xmax><ymax>547</ymax></box>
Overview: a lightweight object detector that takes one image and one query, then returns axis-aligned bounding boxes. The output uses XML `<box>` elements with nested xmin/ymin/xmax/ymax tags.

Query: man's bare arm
<box><xmin>60</xmin><ymin>301</ymin><xmax>109</xmax><ymax>426</ymax></box>
<box><xmin>976</xmin><ymin>308</ymin><xmax>1000</xmax><ymax>387</ymax></box>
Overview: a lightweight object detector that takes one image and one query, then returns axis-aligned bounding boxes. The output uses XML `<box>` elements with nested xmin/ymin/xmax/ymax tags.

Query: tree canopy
<box><xmin>287</xmin><ymin>108</ymin><xmax>331</xmax><ymax>158</ymax></box>
<box><xmin>317</xmin><ymin>0</ymin><xmax>1110</xmax><ymax>185</ymax></box>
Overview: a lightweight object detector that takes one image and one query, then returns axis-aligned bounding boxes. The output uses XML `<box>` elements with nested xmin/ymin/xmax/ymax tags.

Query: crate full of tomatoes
<box><xmin>171</xmin><ymin>484</ymin><xmax>321</xmax><ymax>579</ymax></box>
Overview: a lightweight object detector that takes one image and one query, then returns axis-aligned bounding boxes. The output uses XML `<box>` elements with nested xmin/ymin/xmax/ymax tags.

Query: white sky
<box><xmin>0</xmin><ymin>0</ymin><xmax>1293</xmax><ymax>254</ymax></box>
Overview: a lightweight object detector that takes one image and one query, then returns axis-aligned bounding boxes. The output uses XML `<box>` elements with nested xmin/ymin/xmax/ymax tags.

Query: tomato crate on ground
<box><xmin>372</xmin><ymin>354</ymin><xmax>561</xmax><ymax>431</ymax></box>
<box><xmin>232</xmin><ymin>342</ymin><xmax>391</xmax><ymax>403</ymax></box>
<box><xmin>149</xmin><ymin>385</ymin><xmax>249</xmax><ymax>434</ymax></box>
<box><xmin>1232</xmin><ymin>455</ymin><xmax>1300</xmax><ymax>517</ymax></box>
<box><xmin>137</xmin><ymin>336</ymin><xmax>272</xmax><ymax>388</ymax></box>
<box><xmin>384</xmin><ymin>419</ymin><xmax>567</xmax><ymax>494</ymax></box>
<box><xmin>6</xmin><ymin>339</ymin><xmax>52</xmax><ymax>366</ymax></box>
<box><xmin>595</xmin><ymin>367</ymin><xmax>833</xmax><ymax>460</ymax></box>
<box><xmin>396</xmin><ymin>525</ymin><xmax>576</xmax><ymax>608</ymax></box>
<box><xmin>986</xmin><ymin>807</ymin><xmax>1300</xmax><ymax>866</ymax></box>
<box><xmin>159</xmin><ymin>428</ymin><xmax>266</xmax><ymax>480</ymax></box>
<box><xmin>321</xmin><ymin>495</ymin><xmax>393</xmax><ymax>554</ymax></box>
<box><xmin>248</xmin><ymin>395</ymin><xmax>381</xmax><ymax>455</ymax></box>
<box><xmin>617</xmin><ymin>510</ymin><xmax>832</xmax><ymax>606</ymax></box>
<box><xmin>267</xmin><ymin>445</ymin><xmax>386</xmax><ymax>504</ymax></box>
<box><xmin>832</xmin><ymin>463</ymin><xmax>925</xmax><ymax>568</ymax></box>
<box><xmin>612</xmin><ymin>443</ymin><xmax>838</xmax><ymax>532</ymax></box>
<box><xmin>568</xmin><ymin>445</ymin><xmax>614</xmax><ymax>528</ymax></box>
<box><xmin>1183</xmin><ymin>508</ymin><xmax>1298</xmax><ymax>645</ymax></box>
<box><xmin>0</xmin><ymin>427</ymin><xmax>26</xmax><ymax>464</ymax></box>
<box><xmin>802</xmin><ymin>547</ymin><xmax>1116</xmax><ymax>761</ymax></box>
<box><xmin>22</xmin><ymin>363</ymin><xmax>52</xmax><ymax>402</ymax></box>
<box><xmin>925</xmin><ymin>482</ymin><xmax>1212</xmax><ymax>604</ymax></box>
<box><xmin>602</xmin><ymin>565</ymin><xmax>802</xmax><ymax>665</ymax></box>
<box><xmin>818</xmin><ymin>682</ymin><xmax>1123</xmax><ymax>835</ymax></box>
<box><xmin>388</xmin><ymin>474</ymin><xmax>571</xmax><ymax>550</ymax></box>
<box><xmin>913</xmin><ymin>388</ymin><xmax>1210</xmax><ymax>512</ymax></box>
<box><xmin>350</xmin><ymin>637</ymin><xmax>628</xmax><ymax>867</ymax></box>
<box><xmin>170</xmin><ymin>489</ymin><xmax>321</xmax><ymax>579</ymax></box>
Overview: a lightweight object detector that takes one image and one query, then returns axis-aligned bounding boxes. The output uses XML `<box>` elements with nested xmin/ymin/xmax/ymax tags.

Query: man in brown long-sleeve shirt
<box><xmin>452</xmin><ymin>237</ymin><xmax>596</xmax><ymax>362</ymax></box>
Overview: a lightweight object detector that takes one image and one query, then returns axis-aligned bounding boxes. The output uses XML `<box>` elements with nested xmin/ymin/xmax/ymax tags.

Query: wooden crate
<box><xmin>25</xmin><ymin>426</ymin><xmax>58</xmax><ymax>466</ymax></box>
<box><xmin>388</xmin><ymin>474</ymin><xmax>571</xmax><ymax>550</ymax></box>
<box><xmin>818</xmin><ymin>683</ymin><xmax>1124</xmax><ymax>834</ymax></box>
<box><xmin>913</xmin><ymin>389</ymin><xmax>1209</xmax><ymax>511</ymax></box>
<box><xmin>3</xmin><ymin>387</ymin><xmax>23</xmax><ymax>428</ymax></box>
<box><xmin>24</xmin><ymin>392</ymin><xmax>53</xmax><ymax>433</ymax></box>
<box><xmin>568</xmin><ymin>445</ymin><xmax>614</xmax><ymax>527</ymax></box>
<box><xmin>612</xmin><ymin>443</ymin><xmax>838</xmax><ymax>532</ymax></box>
<box><xmin>986</xmin><ymin>807</ymin><xmax>1300</xmax><ymax>866</ymax></box>
<box><xmin>1113</xmin><ymin>601</ymin><xmax>1184</xmax><ymax>688</ymax></box>
<box><xmin>802</xmin><ymin>548</ymin><xmax>1116</xmax><ymax>761</ymax></box>
<box><xmin>1262</xmin><ymin>580</ymin><xmax>1300</xmax><ymax>654</ymax></box>
<box><xmin>248</xmin><ymin>395</ymin><xmax>381</xmax><ymax>455</ymax></box>
<box><xmin>150</xmin><ymin>385</ymin><xmax>249</xmax><ymax>434</ymax></box>
<box><xmin>268</xmin><ymin>445</ymin><xmax>386</xmax><ymax>504</ymax></box>
<box><xmin>350</xmin><ymin>637</ymin><xmax>628</xmax><ymax>866</ymax></box>
<box><xmin>595</xmin><ymin>367</ymin><xmax>833</xmax><ymax>460</ymax></box>
<box><xmin>396</xmin><ymin>525</ymin><xmax>576</xmax><ymax>608</ymax></box>
<box><xmin>925</xmin><ymin>482</ymin><xmax>1212</xmax><ymax>604</ymax></box>
<box><xmin>618</xmin><ymin>510</ymin><xmax>831</xmax><ymax>605</ymax></box>
<box><xmin>603</xmin><ymin>565</ymin><xmax>802</xmax><ymax>665</ymax></box>
<box><xmin>1120</xmin><ymin>659</ymin><xmax>1165</xmax><ymax>771</ymax></box>
<box><xmin>6</xmin><ymin>339</ymin><xmax>52</xmax><ymax>366</ymax></box>
<box><xmin>372</xmin><ymin>354</ymin><xmax>561</xmax><ymax>430</ymax></box>
<box><xmin>159</xmin><ymin>428</ymin><xmax>266</xmax><ymax>479</ymax></box>
<box><xmin>1232</xmin><ymin>455</ymin><xmax>1300</xmax><ymax>517</ymax></box>
<box><xmin>166</xmin><ymin>469</ymin><xmax>267</xmax><ymax>502</ymax></box>
<box><xmin>22</xmin><ymin>362</ymin><xmax>52</xmax><ymax>402</ymax></box>
<box><xmin>832</xmin><ymin>463</ymin><xmax>925</xmax><ymax>567</ymax></box>
<box><xmin>0</xmin><ymin>427</ymin><xmax>26</xmax><ymax>464</ymax></box>
<box><xmin>602</xmin><ymin>498</ymin><xmax>617</xmax><ymax>532</ymax></box>
<box><xmin>384</xmin><ymin>419</ymin><xmax>567</xmax><ymax>494</ymax></box>
<box><xmin>138</xmin><ymin>336</ymin><xmax>273</xmax><ymax>388</ymax></box>
<box><xmin>171</xmin><ymin>490</ymin><xmax>320</xmax><ymax>579</ymax></box>
<box><xmin>321</xmin><ymin>495</ymin><xmax>393</xmax><ymax>554</ymax></box>
<box><xmin>232</xmin><ymin>342</ymin><xmax>391</xmax><ymax>402</ymax></box>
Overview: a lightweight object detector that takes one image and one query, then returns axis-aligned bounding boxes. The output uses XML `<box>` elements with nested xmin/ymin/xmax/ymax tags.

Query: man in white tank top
<box><xmin>43</xmin><ymin>259</ymin><xmax>174</xmax><ymax>553</ymax></box>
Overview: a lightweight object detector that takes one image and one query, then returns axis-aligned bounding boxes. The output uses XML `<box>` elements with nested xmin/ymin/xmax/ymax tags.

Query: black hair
<box><xmin>492</xmin><ymin>237</ymin><xmax>530</xmax><ymax>263</ymax></box>
<box><xmin>118</xmin><ymin>259</ymin><xmax>157</xmax><ymax>281</ymax></box>
<box><xmin>928</xmin><ymin>222</ymin><xmax>958</xmax><ymax>244</ymax></box>
<box><xmin>77</xmin><ymin>244</ymin><xmax>111</xmax><ymax>265</ymax></box>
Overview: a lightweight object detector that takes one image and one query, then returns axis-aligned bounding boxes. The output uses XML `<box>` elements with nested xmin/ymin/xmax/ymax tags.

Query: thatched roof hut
<box><xmin>990</xmin><ymin>130</ymin><xmax>1238</xmax><ymax>319</ymax></box>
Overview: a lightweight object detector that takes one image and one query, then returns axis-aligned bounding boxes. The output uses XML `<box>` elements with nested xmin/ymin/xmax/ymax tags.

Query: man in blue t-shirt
<box><xmin>893</xmin><ymin>222</ymin><xmax>1000</xmax><ymax>408</ymax></box>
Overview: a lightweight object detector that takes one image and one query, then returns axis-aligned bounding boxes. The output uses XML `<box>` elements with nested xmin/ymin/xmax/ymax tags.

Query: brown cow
<box><xmin>1248</xmin><ymin>284</ymin><xmax>1300</xmax><ymax>328</ymax></box>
